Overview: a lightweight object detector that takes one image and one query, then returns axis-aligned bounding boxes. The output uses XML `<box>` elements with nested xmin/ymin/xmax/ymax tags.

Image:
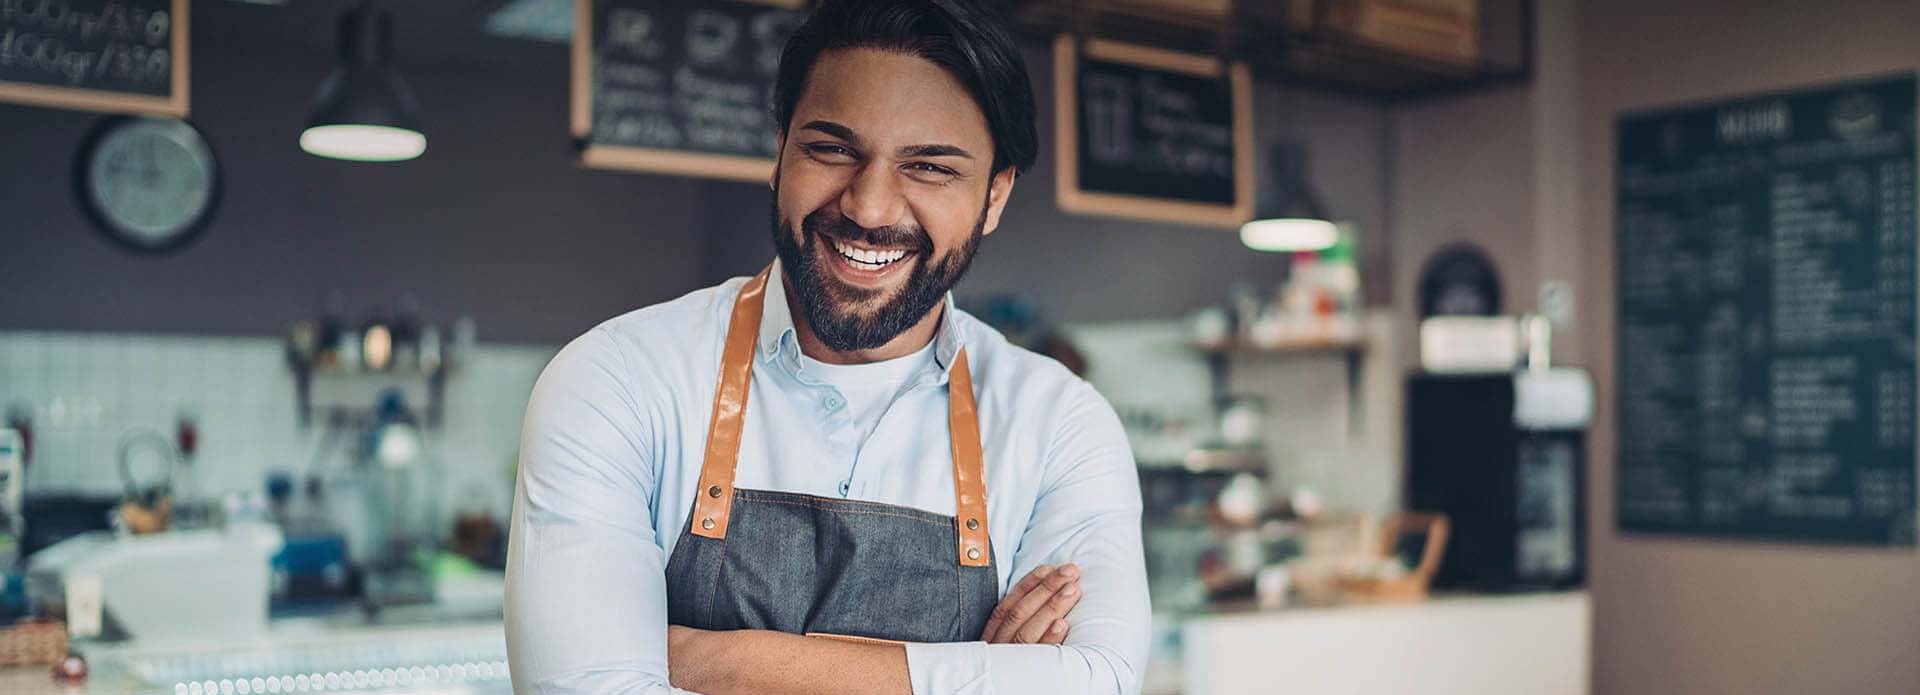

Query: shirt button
<box><xmin>838</xmin><ymin>480</ymin><xmax>851</xmax><ymax>496</ymax></box>
<box><xmin>823</xmin><ymin>395</ymin><xmax>843</xmax><ymax>410</ymax></box>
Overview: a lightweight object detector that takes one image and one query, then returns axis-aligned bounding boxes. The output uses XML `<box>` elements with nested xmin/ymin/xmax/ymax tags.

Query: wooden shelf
<box><xmin>1190</xmin><ymin>337</ymin><xmax>1367</xmax><ymax>357</ymax></box>
<box><xmin>996</xmin><ymin>0</ymin><xmax>1532</xmax><ymax>103</ymax></box>
<box><xmin>1192</xmin><ymin>334</ymin><xmax>1371</xmax><ymax>437</ymax></box>
<box><xmin>291</xmin><ymin>360</ymin><xmax>453</xmax><ymax>428</ymax></box>
<box><xmin>1140</xmin><ymin>446</ymin><xmax>1269</xmax><ymax>475</ymax></box>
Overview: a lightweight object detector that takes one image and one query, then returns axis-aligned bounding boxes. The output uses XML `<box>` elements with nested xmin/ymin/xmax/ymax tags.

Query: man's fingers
<box><xmin>996</xmin><ymin>568</ymin><xmax>1079</xmax><ymax>643</ymax></box>
<box><xmin>1038</xmin><ymin>619</ymin><xmax>1070</xmax><ymax>645</ymax></box>
<box><xmin>981</xmin><ymin>565</ymin><xmax>1053</xmax><ymax>642</ymax></box>
<box><xmin>1009</xmin><ymin>565</ymin><xmax>1054</xmax><ymax>601</ymax></box>
<box><xmin>1012</xmin><ymin>581</ymin><xmax>1081</xmax><ymax>643</ymax></box>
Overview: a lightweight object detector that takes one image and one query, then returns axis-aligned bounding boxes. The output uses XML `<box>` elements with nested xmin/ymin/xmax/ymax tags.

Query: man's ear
<box><xmin>980</xmin><ymin>167</ymin><xmax>1018</xmax><ymax>236</ymax></box>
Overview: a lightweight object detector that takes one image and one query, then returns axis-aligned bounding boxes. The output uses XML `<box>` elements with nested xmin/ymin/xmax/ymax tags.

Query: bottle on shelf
<box><xmin>393</xmin><ymin>294</ymin><xmax>422</xmax><ymax>372</ymax></box>
<box><xmin>361</xmin><ymin>310</ymin><xmax>394</xmax><ymax>372</ymax></box>
<box><xmin>317</xmin><ymin>291</ymin><xmax>347</xmax><ymax>370</ymax></box>
<box><xmin>419</xmin><ymin>325</ymin><xmax>444</xmax><ymax>375</ymax></box>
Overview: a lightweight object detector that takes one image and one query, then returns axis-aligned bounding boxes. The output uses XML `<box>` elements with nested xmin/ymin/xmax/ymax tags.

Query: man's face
<box><xmin>772</xmin><ymin>48</ymin><xmax>1017</xmax><ymax>353</ymax></box>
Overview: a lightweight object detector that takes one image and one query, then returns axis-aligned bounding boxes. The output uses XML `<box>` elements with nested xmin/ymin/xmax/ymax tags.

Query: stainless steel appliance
<box><xmin>1405</xmin><ymin>368</ymin><xmax>1591</xmax><ymax>591</ymax></box>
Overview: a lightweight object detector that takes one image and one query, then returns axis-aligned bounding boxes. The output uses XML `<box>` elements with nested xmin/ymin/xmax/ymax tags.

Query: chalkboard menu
<box><xmin>572</xmin><ymin>0</ymin><xmax>804</xmax><ymax>181</ymax></box>
<box><xmin>1616</xmin><ymin>74</ymin><xmax>1919</xmax><ymax>546</ymax></box>
<box><xmin>1053</xmin><ymin>36</ymin><xmax>1253</xmax><ymax>228</ymax></box>
<box><xmin>0</xmin><ymin>0</ymin><xmax>187</xmax><ymax>116</ymax></box>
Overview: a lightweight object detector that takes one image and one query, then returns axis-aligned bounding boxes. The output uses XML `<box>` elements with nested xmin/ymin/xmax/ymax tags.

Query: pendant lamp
<box><xmin>301</xmin><ymin>1</ymin><xmax>426</xmax><ymax>162</ymax></box>
<box><xmin>1240</xmin><ymin>143</ymin><xmax>1339</xmax><ymax>252</ymax></box>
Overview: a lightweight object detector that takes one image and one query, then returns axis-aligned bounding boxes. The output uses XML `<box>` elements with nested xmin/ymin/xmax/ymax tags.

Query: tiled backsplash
<box><xmin>0</xmin><ymin>332</ymin><xmax>556</xmax><ymax>521</ymax></box>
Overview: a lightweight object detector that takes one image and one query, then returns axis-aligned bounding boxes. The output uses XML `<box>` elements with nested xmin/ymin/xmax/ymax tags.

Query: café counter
<box><xmin>1162</xmin><ymin>591</ymin><xmax>1590</xmax><ymax>695</ymax></box>
<box><xmin>0</xmin><ymin>619</ymin><xmax>509</xmax><ymax>695</ymax></box>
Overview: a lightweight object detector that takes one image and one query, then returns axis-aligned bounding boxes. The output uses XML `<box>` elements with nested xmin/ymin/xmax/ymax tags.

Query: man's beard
<box><xmin>772</xmin><ymin>199</ymin><xmax>986</xmax><ymax>353</ymax></box>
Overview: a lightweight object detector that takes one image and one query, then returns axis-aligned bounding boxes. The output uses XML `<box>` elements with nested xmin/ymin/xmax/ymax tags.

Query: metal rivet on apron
<box><xmin>967</xmin><ymin>548</ymin><xmax>980</xmax><ymax>561</ymax></box>
<box><xmin>708</xmin><ymin>485</ymin><xmax>723</xmax><ymax>498</ymax></box>
<box><xmin>966</xmin><ymin>518</ymin><xmax>979</xmax><ymax>530</ymax></box>
<box><xmin>701</xmin><ymin>517</ymin><xmax>715</xmax><ymax>530</ymax></box>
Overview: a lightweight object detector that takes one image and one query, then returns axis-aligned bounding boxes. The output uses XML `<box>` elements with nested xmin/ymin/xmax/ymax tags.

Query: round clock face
<box><xmin>76</xmin><ymin>116</ymin><xmax>220</xmax><ymax>254</ymax></box>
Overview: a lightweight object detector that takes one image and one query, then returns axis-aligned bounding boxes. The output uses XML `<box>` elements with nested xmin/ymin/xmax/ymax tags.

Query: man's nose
<box><xmin>839</xmin><ymin>162</ymin><xmax>908</xmax><ymax>231</ymax></box>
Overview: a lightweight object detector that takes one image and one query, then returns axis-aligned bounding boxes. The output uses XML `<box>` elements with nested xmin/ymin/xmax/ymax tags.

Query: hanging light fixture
<box><xmin>301</xmin><ymin>0</ymin><xmax>426</xmax><ymax>162</ymax></box>
<box><xmin>1240</xmin><ymin>143</ymin><xmax>1340</xmax><ymax>252</ymax></box>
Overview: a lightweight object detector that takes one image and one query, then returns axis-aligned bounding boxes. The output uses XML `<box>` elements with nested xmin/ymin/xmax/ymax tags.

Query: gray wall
<box><xmin>1</xmin><ymin>42</ymin><xmax>708</xmax><ymax>344</ymax></box>
<box><xmin>1389</xmin><ymin>86</ymin><xmax>1537</xmax><ymax>371</ymax></box>
<box><xmin>6</xmin><ymin>37</ymin><xmax>1386</xmax><ymax>343</ymax></box>
<box><xmin>1572</xmin><ymin>1</ymin><xmax>1920</xmax><ymax>693</ymax></box>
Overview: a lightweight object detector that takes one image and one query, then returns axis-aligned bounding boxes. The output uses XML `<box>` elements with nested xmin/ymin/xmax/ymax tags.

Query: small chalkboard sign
<box><xmin>572</xmin><ymin>0</ymin><xmax>805</xmax><ymax>182</ymax></box>
<box><xmin>1054</xmin><ymin>36</ymin><xmax>1253</xmax><ymax>227</ymax></box>
<box><xmin>0</xmin><ymin>0</ymin><xmax>188</xmax><ymax>117</ymax></box>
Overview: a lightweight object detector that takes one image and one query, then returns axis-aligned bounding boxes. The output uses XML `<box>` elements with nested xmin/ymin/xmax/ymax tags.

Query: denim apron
<box><xmin>663</xmin><ymin>265</ymin><xmax>999</xmax><ymax>645</ymax></box>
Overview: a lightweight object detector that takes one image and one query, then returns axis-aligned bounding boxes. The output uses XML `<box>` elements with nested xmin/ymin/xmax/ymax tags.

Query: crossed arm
<box><xmin>663</xmin><ymin>564</ymin><xmax>1086</xmax><ymax>694</ymax></box>
<box><xmin>505</xmin><ymin>332</ymin><xmax>1148</xmax><ymax>694</ymax></box>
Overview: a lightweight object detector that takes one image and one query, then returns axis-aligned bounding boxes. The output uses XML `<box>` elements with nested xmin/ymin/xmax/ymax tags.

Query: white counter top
<box><xmin>1173</xmin><ymin>591</ymin><xmax>1590</xmax><ymax>695</ymax></box>
<box><xmin>0</xmin><ymin>620</ymin><xmax>509</xmax><ymax>695</ymax></box>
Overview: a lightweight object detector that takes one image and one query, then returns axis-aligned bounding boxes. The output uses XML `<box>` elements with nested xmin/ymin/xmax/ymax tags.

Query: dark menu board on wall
<box><xmin>1075</xmin><ymin>57</ymin><xmax>1236</xmax><ymax>204</ymax></box>
<box><xmin>0</xmin><ymin>0</ymin><xmax>187</xmax><ymax>116</ymax></box>
<box><xmin>1616</xmin><ymin>74</ymin><xmax>1918</xmax><ymax>546</ymax></box>
<box><xmin>1053</xmin><ymin>37</ymin><xmax>1252</xmax><ymax>228</ymax></box>
<box><xmin>573</xmin><ymin>0</ymin><xmax>804</xmax><ymax>181</ymax></box>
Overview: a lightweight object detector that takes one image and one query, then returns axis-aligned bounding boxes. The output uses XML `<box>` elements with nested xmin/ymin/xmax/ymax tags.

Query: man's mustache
<box><xmin>801</xmin><ymin>210</ymin><xmax>934</xmax><ymax>254</ymax></box>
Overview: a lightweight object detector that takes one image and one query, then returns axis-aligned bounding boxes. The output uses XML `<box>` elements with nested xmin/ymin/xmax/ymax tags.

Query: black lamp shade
<box><xmin>1241</xmin><ymin>143</ymin><xmax>1339</xmax><ymax>252</ymax></box>
<box><xmin>301</xmin><ymin>6</ymin><xmax>426</xmax><ymax>161</ymax></box>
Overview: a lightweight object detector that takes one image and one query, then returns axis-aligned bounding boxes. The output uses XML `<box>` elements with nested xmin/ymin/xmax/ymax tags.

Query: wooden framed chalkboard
<box><xmin>0</xmin><ymin>0</ymin><xmax>188</xmax><ymax>117</ymax></box>
<box><xmin>1053</xmin><ymin>36</ymin><xmax>1254</xmax><ymax>228</ymax></box>
<box><xmin>572</xmin><ymin>0</ymin><xmax>805</xmax><ymax>182</ymax></box>
<box><xmin>1615</xmin><ymin>73</ymin><xmax>1919</xmax><ymax>546</ymax></box>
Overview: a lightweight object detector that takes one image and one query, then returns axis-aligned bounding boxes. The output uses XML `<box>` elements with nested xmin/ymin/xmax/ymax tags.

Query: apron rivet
<box><xmin>967</xmin><ymin>548</ymin><xmax>980</xmax><ymax>561</ymax></box>
<box><xmin>708</xmin><ymin>485</ymin><xmax>723</xmax><ymax>498</ymax></box>
<box><xmin>966</xmin><ymin>518</ymin><xmax>979</xmax><ymax>530</ymax></box>
<box><xmin>702</xmin><ymin>517</ymin><xmax>715</xmax><ymax>530</ymax></box>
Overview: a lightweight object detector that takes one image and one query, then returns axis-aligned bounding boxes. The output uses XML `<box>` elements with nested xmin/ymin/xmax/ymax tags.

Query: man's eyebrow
<box><xmin>799</xmin><ymin>120</ymin><xmax>861</xmax><ymax>147</ymax></box>
<box><xmin>898</xmin><ymin>144</ymin><xmax>974</xmax><ymax>159</ymax></box>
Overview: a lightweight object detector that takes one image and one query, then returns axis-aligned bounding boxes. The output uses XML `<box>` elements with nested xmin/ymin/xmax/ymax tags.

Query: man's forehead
<box><xmin>789</xmin><ymin>48</ymin><xmax>991</xmax><ymax>147</ymax></box>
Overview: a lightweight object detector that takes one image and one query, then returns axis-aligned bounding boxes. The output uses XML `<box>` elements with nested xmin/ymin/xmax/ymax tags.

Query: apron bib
<box><xmin>663</xmin><ymin>266</ymin><xmax>998</xmax><ymax>644</ymax></box>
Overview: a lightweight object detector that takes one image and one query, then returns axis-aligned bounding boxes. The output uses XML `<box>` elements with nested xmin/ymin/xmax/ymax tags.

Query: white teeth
<box><xmin>831</xmin><ymin>239</ymin><xmax>909</xmax><ymax>268</ymax></box>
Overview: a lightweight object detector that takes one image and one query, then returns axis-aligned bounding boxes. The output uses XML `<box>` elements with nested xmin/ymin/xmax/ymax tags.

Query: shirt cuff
<box><xmin>905</xmin><ymin>641</ymin><xmax>992</xmax><ymax>695</ymax></box>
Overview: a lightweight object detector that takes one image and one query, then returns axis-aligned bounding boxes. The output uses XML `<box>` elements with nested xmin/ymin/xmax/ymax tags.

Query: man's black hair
<box><xmin>773</xmin><ymin>0</ymin><xmax>1038</xmax><ymax>176</ymax></box>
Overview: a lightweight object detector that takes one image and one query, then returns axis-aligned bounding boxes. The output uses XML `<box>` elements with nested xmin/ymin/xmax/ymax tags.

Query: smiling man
<box><xmin>504</xmin><ymin>1</ymin><xmax>1149</xmax><ymax>693</ymax></box>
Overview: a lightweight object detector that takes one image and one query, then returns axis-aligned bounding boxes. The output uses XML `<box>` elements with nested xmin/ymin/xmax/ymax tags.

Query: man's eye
<box><xmin>803</xmin><ymin>144</ymin><xmax>856</xmax><ymax>162</ymax></box>
<box><xmin>905</xmin><ymin>162</ymin><xmax>958</xmax><ymax>181</ymax></box>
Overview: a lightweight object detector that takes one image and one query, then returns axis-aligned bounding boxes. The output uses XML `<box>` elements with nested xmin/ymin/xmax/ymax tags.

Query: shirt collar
<box><xmin>758</xmin><ymin>258</ymin><xmax>963</xmax><ymax>373</ymax></box>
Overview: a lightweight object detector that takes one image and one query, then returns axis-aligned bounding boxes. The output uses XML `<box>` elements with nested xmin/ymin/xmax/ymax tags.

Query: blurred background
<box><xmin>1</xmin><ymin>0</ymin><xmax>1917</xmax><ymax>694</ymax></box>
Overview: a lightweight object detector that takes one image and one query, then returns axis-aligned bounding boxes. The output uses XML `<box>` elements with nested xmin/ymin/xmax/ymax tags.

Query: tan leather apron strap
<box><xmin>690</xmin><ymin>266</ymin><xmax>771</xmax><ymax>539</ymax></box>
<box><xmin>694</xmin><ymin>263</ymin><xmax>991</xmax><ymax>566</ymax></box>
<box><xmin>948</xmin><ymin>347</ymin><xmax>991</xmax><ymax>567</ymax></box>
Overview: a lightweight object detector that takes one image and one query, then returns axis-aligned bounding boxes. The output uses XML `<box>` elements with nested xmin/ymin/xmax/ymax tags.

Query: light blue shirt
<box><xmin>505</xmin><ymin>260</ymin><xmax>1150</xmax><ymax>694</ymax></box>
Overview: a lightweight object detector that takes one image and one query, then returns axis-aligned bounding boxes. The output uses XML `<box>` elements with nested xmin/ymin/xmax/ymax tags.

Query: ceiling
<box><xmin>196</xmin><ymin>0</ymin><xmax>1529</xmax><ymax>102</ymax></box>
<box><xmin>195</xmin><ymin>0</ymin><xmax>570</xmax><ymax>74</ymax></box>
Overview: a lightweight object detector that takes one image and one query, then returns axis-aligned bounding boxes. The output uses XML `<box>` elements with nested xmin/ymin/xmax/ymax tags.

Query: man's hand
<box><xmin>980</xmin><ymin>563</ymin><xmax>1081</xmax><ymax>644</ymax></box>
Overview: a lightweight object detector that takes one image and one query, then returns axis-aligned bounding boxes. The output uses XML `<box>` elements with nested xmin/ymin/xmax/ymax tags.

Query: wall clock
<box><xmin>74</xmin><ymin>116</ymin><xmax>221</xmax><ymax>255</ymax></box>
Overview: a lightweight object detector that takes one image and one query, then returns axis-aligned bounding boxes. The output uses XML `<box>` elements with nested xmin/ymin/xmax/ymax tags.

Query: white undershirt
<box><xmin>797</xmin><ymin>339</ymin><xmax>938</xmax><ymax>465</ymax></box>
